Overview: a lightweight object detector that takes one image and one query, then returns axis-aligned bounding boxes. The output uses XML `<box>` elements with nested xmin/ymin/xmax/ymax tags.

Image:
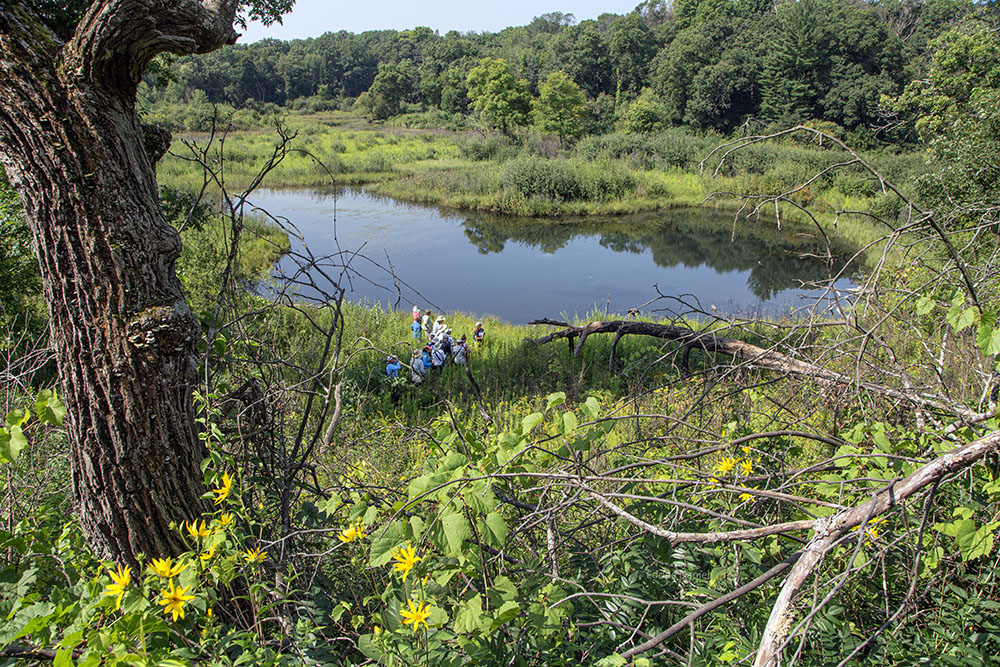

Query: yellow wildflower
<box><xmin>337</xmin><ymin>521</ymin><xmax>367</xmax><ymax>543</ymax></box>
<box><xmin>212</xmin><ymin>471</ymin><xmax>232</xmax><ymax>506</ymax></box>
<box><xmin>853</xmin><ymin>517</ymin><xmax>888</xmax><ymax>542</ymax></box>
<box><xmin>400</xmin><ymin>598</ymin><xmax>431</xmax><ymax>632</ymax></box>
<box><xmin>390</xmin><ymin>544</ymin><xmax>422</xmax><ymax>582</ymax></box>
<box><xmin>738</xmin><ymin>486</ymin><xmax>759</xmax><ymax>503</ymax></box>
<box><xmin>217</xmin><ymin>513</ymin><xmax>234</xmax><ymax>529</ymax></box>
<box><xmin>186</xmin><ymin>520</ymin><xmax>211</xmax><ymax>539</ymax></box>
<box><xmin>741</xmin><ymin>446</ymin><xmax>751</xmax><ymax>454</ymax></box>
<box><xmin>199</xmin><ymin>546</ymin><xmax>216</xmax><ymax>563</ymax></box>
<box><xmin>148</xmin><ymin>557</ymin><xmax>186</xmax><ymax>579</ymax></box>
<box><xmin>103</xmin><ymin>564</ymin><xmax>131</xmax><ymax>611</ymax></box>
<box><xmin>714</xmin><ymin>457</ymin><xmax>738</xmax><ymax>475</ymax></box>
<box><xmin>158</xmin><ymin>579</ymin><xmax>196</xmax><ymax>622</ymax></box>
<box><xmin>740</xmin><ymin>459</ymin><xmax>754</xmax><ymax>476</ymax></box>
<box><xmin>244</xmin><ymin>547</ymin><xmax>267</xmax><ymax>563</ymax></box>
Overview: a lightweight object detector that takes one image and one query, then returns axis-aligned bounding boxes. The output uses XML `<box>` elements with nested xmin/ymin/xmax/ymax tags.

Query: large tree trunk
<box><xmin>0</xmin><ymin>1</ymin><xmax>240</xmax><ymax>565</ymax></box>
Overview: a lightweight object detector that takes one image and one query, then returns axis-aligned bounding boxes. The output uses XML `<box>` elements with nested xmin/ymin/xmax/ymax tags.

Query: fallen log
<box><xmin>525</xmin><ymin>319</ymin><xmax>982</xmax><ymax>420</ymax></box>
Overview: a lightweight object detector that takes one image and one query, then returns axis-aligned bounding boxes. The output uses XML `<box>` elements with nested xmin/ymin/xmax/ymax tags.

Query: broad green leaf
<box><xmin>489</xmin><ymin>600</ymin><xmax>520</xmax><ymax>632</ymax></box>
<box><xmin>546</xmin><ymin>391</ymin><xmax>566</xmax><ymax>410</ymax></box>
<box><xmin>453</xmin><ymin>594</ymin><xmax>485</xmax><ymax>634</ymax></box>
<box><xmin>594</xmin><ymin>654</ymin><xmax>627</xmax><ymax>667</ymax></box>
<box><xmin>35</xmin><ymin>389</ymin><xmax>66</xmax><ymax>427</ymax></box>
<box><xmin>482</xmin><ymin>512</ymin><xmax>509</xmax><ymax>548</ymax></box>
<box><xmin>5</xmin><ymin>408</ymin><xmax>29</xmax><ymax>429</ymax></box>
<box><xmin>438</xmin><ymin>511</ymin><xmax>471</xmax><ymax>557</ymax></box>
<box><xmin>53</xmin><ymin>647</ymin><xmax>74</xmax><ymax>667</ymax></box>
<box><xmin>521</xmin><ymin>412</ymin><xmax>543</xmax><ymax>434</ymax></box>
<box><xmin>0</xmin><ymin>425</ymin><xmax>26</xmax><ymax>463</ymax></box>
<box><xmin>915</xmin><ymin>295</ymin><xmax>935</xmax><ymax>315</ymax></box>
<box><xmin>872</xmin><ymin>428</ymin><xmax>891</xmax><ymax>452</ymax></box>
<box><xmin>368</xmin><ymin>521</ymin><xmax>407</xmax><ymax>567</ymax></box>
<box><xmin>562</xmin><ymin>410</ymin><xmax>578</xmax><ymax>434</ymax></box>
<box><xmin>946</xmin><ymin>305</ymin><xmax>978</xmax><ymax>332</ymax></box>
<box><xmin>977</xmin><ymin>325</ymin><xmax>1000</xmax><ymax>356</ymax></box>
<box><xmin>318</xmin><ymin>493</ymin><xmax>342</xmax><ymax>518</ymax></box>
<box><xmin>580</xmin><ymin>396</ymin><xmax>600</xmax><ymax>419</ymax></box>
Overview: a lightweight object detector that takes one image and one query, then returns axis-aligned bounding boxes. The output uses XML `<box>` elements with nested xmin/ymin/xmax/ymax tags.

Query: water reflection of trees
<box><xmin>461</xmin><ymin>208</ymin><xmax>860</xmax><ymax>300</ymax></box>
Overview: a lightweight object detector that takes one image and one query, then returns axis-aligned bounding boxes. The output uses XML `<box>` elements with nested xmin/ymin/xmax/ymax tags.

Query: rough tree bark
<box><xmin>0</xmin><ymin>1</ymin><xmax>247</xmax><ymax>565</ymax></box>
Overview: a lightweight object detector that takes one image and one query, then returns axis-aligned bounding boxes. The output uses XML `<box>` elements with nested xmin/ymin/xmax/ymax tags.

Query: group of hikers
<box><xmin>384</xmin><ymin>306</ymin><xmax>486</xmax><ymax>384</ymax></box>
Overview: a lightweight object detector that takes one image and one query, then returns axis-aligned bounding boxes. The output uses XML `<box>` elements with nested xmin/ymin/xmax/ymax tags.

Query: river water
<box><xmin>248</xmin><ymin>188</ymin><xmax>858</xmax><ymax>322</ymax></box>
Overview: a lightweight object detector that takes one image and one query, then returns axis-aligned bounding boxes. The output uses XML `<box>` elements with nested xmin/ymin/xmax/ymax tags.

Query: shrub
<box><xmin>499</xmin><ymin>157</ymin><xmax>636</xmax><ymax>202</ymax></box>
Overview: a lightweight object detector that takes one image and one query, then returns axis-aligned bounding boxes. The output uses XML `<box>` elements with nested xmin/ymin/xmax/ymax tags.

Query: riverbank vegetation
<box><xmin>3</xmin><ymin>1</ymin><xmax>1000</xmax><ymax>666</ymax></box>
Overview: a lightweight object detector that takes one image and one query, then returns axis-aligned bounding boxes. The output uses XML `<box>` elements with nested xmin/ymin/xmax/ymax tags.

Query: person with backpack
<box><xmin>431</xmin><ymin>341</ymin><xmax>447</xmax><ymax>376</ymax></box>
<box><xmin>441</xmin><ymin>328</ymin><xmax>454</xmax><ymax>356</ymax></box>
<box><xmin>472</xmin><ymin>321</ymin><xmax>485</xmax><ymax>347</ymax></box>
<box><xmin>410</xmin><ymin>349</ymin><xmax>424</xmax><ymax>383</ymax></box>
<box><xmin>421</xmin><ymin>342</ymin><xmax>433</xmax><ymax>371</ymax></box>
<box><xmin>453</xmin><ymin>335</ymin><xmax>468</xmax><ymax>365</ymax></box>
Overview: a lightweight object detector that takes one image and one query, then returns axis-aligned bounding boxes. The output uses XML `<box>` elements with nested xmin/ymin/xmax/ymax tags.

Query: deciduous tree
<box><xmin>466</xmin><ymin>57</ymin><xmax>532</xmax><ymax>136</ymax></box>
<box><xmin>534</xmin><ymin>71</ymin><xmax>587</xmax><ymax>145</ymax></box>
<box><xmin>0</xmin><ymin>0</ymin><xmax>291</xmax><ymax>566</ymax></box>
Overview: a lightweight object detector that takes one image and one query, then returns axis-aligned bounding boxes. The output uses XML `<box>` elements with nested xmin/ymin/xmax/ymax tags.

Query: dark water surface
<box><xmin>250</xmin><ymin>188</ymin><xmax>858</xmax><ymax>322</ymax></box>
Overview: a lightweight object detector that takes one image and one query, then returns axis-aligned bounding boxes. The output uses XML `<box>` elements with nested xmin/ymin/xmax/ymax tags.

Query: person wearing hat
<box><xmin>422</xmin><ymin>310</ymin><xmax>433</xmax><ymax>340</ymax></box>
<box><xmin>431</xmin><ymin>339</ymin><xmax>447</xmax><ymax>376</ymax></box>
<box><xmin>410</xmin><ymin>316</ymin><xmax>422</xmax><ymax>340</ymax></box>
<box><xmin>472</xmin><ymin>321</ymin><xmax>485</xmax><ymax>347</ymax></box>
<box><xmin>410</xmin><ymin>349</ymin><xmax>425</xmax><ymax>383</ymax></box>
<box><xmin>432</xmin><ymin>315</ymin><xmax>447</xmax><ymax>340</ymax></box>
<box><xmin>454</xmin><ymin>335</ymin><xmax>469</xmax><ymax>365</ymax></box>
<box><xmin>385</xmin><ymin>355</ymin><xmax>401</xmax><ymax>378</ymax></box>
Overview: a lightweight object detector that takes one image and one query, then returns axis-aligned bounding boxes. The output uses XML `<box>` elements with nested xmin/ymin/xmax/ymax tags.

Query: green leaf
<box><xmin>521</xmin><ymin>412</ymin><xmax>543</xmax><ymax>434</ymax></box>
<box><xmin>481</xmin><ymin>512</ymin><xmax>509</xmax><ymax>548</ymax></box>
<box><xmin>594</xmin><ymin>655</ymin><xmax>627</xmax><ymax>667</ymax></box>
<box><xmin>580</xmin><ymin>396</ymin><xmax>600</xmax><ymax>419</ymax></box>
<box><xmin>977</xmin><ymin>325</ymin><xmax>1000</xmax><ymax>356</ymax></box>
<box><xmin>561</xmin><ymin>410</ymin><xmax>578</xmax><ymax>435</ymax></box>
<box><xmin>317</xmin><ymin>493</ymin><xmax>342</xmax><ymax>518</ymax></box>
<box><xmin>453</xmin><ymin>594</ymin><xmax>485</xmax><ymax>634</ymax></box>
<box><xmin>53</xmin><ymin>647</ymin><xmax>74</xmax><ymax>667</ymax></box>
<box><xmin>947</xmin><ymin>305</ymin><xmax>979</xmax><ymax>332</ymax></box>
<box><xmin>35</xmin><ymin>389</ymin><xmax>66</xmax><ymax>427</ymax></box>
<box><xmin>546</xmin><ymin>392</ymin><xmax>566</xmax><ymax>410</ymax></box>
<box><xmin>5</xmin><ymin>408</ymin><xmax>29</xmax><ymax>429</ymax></box>
<box><xmin>368</xmin><ymin>521</ymin><xmax>407</xmax><ymax>567</ymax></box>
<box><xmin>438</xmin><ymin>511</ymin><xmax>471</xmax><ymax>557</ymax></box>
<box><xmin>489</xmin><ymin>600</ymin><xmax>520</xmax><ymax>632</ymax></box>
<box><xmin>0</xmin><ymin>425</ymin><xmax>27</xmax><ymax>463</ymax></box>
<box><xmin>915</xmin><ymin>295</ymin><xmax>935</xmax><ymax>315</ymax></box>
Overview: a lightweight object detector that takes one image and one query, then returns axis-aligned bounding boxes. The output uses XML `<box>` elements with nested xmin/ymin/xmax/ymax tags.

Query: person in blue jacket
<box><xmin>421</xmin><ymin>343</ymin><xmax>433</xmax><ymax>371</ymax></box>
<box><xmin>385</xmin><ymin>355</ymin><xmax>401</xmax><ymax>378</ymax></box>
<box><xmin>410</xmin><ymin>318</ymin><xmax>422</xmax><ymax>340</ymax></box>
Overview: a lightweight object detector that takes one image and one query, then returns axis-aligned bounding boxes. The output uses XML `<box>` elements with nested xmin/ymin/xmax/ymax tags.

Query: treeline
<box><xmin>146</xmin><ymin>0</ymin><xmax>975</xmax><ymax>140</ymax></box>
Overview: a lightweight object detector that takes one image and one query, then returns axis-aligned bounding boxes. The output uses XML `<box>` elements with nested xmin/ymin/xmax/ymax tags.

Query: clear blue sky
<box><xmin>239</xmin><ymin>1</ymin><xmax>641</xmax><ymax>42</ymax></box>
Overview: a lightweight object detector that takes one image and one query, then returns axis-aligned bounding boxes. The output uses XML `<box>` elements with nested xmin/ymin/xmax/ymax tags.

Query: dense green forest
<box><xmin>3</xmin><ymin>1</ymin><xmax>1000</xmax><ymax>666</ymax></box>
<box><xmin>145</xmin><ymin>0</ymin><xmax>971</xmax><ymax>141</ymax></box>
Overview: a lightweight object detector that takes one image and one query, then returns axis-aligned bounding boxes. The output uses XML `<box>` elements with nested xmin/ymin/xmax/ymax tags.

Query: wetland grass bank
<box><xmin>159</xmin><ymin>111</ymin><xmax>919</xmax><ymax>254</ymax></box>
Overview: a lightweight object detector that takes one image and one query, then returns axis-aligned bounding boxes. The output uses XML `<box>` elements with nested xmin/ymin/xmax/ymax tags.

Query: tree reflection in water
<box><xmin>461</xmin><ymin>208</ymin><xmax>859</xmax><ymax>301</ymax></box>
